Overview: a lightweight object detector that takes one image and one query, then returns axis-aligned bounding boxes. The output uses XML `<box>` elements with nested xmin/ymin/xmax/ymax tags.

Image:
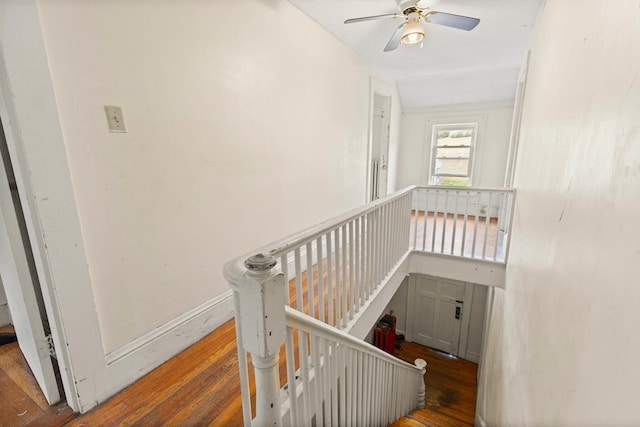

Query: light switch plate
<box><xmin>104</xmin><ymin>105</ymin><xmax>127</xmax><ymax>133</ymax></box>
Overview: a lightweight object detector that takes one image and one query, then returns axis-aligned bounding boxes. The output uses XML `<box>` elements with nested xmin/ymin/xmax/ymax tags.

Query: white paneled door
<box><xmin>411</xmin><ymin>275</ymin><xmax>466</xmax><ymax>355</ymax></box>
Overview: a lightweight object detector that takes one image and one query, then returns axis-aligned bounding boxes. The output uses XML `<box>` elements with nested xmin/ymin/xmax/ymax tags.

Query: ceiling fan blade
<box><xmin>344</xmin><ymin>13</ymin><xmax>399</xmax><ymax>24</ymax></box>
<box><xmin>426</xmin><ymin>11</ymin><xmax>480</xmax><ymax>31</ymax></box>
<box><xmin>384</xmin><ymin>22</ymin><xmax>407</xmax><ymax>52</ymax></box>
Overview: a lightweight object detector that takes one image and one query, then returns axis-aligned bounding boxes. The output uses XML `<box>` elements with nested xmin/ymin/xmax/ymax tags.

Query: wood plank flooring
<box><xmin>1</xmin><ymin>321</ymin><xmax>477</xmax><ymax>426</ymax></box>
<box><xmin>0</xmin><ymin>325</ymin><xmax>75</xmax><ymax>426</ymax></box>
<box><xmin>392</xmin><ymin>342</ymin><xmax>478</xmax><ymax>427</ymax></box>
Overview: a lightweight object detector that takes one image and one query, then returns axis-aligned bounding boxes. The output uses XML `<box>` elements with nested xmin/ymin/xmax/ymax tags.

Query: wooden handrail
<box><xmin>285</xmin><ymin>306</ymin><xmax>420</xmax><ymax>373</ymax></box>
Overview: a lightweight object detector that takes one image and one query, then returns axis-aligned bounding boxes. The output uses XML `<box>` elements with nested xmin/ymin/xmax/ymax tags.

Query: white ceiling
<box><xmin>288</xmin><ymin>0</ymin><xmax>543</xmax><ymax>111</ymax></box>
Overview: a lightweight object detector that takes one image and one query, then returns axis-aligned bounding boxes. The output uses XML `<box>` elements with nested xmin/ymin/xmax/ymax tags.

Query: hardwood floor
<box><xmin>67</xmin><ymin>319</ymin><xmax>246</xmax><ymax>427</ymax></box>
<box><xmin>1</xmin><ymin>320</ymin><xmax>477</xmax><ymax>426</ymax></box>
<box><xmin>0</xmin><ymin>325</ymin><xmax>75</xmax><ymax>426</ymax></box>
<box><xmin>392</xmin><ymin>341</ymin><xmax>478</xmax><ymax>426</ymax></box>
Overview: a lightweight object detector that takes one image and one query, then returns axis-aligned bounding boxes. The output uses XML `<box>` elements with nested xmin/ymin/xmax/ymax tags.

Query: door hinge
<box><xmin>38</xmin><ymin>334</ymin><xmax>56</xmax><ymax>359</ymax></box>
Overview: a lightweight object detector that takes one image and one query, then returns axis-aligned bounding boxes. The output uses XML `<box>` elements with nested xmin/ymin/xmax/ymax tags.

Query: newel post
<box><xmin>415</xmin><ymin>358</ymin><xmax>427</xmax><ymax>409</ymax></box>
<box><xmin>238</xmin><ymin>253</ymin><xmax>286</xmax><ymax>427</ymax></box>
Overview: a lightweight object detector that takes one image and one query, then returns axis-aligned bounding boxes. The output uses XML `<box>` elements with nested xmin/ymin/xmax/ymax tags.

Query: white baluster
<box><xmin>441</xmin><ymin>190</ymin><xmax>449</xmax><ymax>253</ymax></box>
<box><xmin>431</xmin><ymin>190</ymin><xmax>439</xmax><ymax>252</ymax></box>
<box><xmin>451</xmin><ymin>190</ymin><xmax>460</xmax><ymax>255</ymax></box>
<box><xmin>412</xmin><ymin>190</ymin><xmax>420</xmax><ymax>250</ymax></box>
<box><xmin>422</xmin><ymin>190</ymin><xmax>429</xmax><ymax>251</ymax></box>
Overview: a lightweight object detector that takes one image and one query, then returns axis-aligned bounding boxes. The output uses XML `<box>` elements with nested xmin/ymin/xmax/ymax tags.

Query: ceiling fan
<box><xmin>344</xmin><ymin>0</ymin><xmax>480</xmax><ymax>52</ymax></box>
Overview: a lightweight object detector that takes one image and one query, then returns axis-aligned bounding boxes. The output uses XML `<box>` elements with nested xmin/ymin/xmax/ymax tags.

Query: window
<box><xmin>429</xmin><ymin>123</ymin><xmax>477</xmax><ymax>187</ymax></box>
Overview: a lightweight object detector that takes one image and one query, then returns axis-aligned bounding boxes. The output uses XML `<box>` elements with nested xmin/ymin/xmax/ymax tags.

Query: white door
<box><xmin>412</xmin><ymin>275</ymin><xmax>465</xmax><ymax>355</ymax></box>
<box><xmin>0</xmin><ymin>133</ymin><xmax>60</xmax><ymax>404</ymax></box>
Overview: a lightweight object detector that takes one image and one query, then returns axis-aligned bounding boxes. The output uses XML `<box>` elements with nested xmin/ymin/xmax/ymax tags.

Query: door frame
<box><xmin>366</xmin><ymin>77</ymin><xmax>394</xmax><ymax>203</ymax></box>
<box><xmin>0</xmin><ymin>127</ymin><xmax>60</xmax><ymax>403</ymax></box>
<box><xmin>504</xmin><ymin>51</ymin><xmax>531</xmax><ymax>187</ymax></box>
<box><xmin>0</xmin><ymin>5</ymin><xmax>105</xmax><ymax>411</ymax></box>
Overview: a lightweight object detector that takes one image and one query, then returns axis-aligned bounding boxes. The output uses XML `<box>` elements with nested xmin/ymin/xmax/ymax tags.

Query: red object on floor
<box><xmin>374</xmin><ymin>313</ymin><xmax>396</xmax><ymax>354</ymax></box>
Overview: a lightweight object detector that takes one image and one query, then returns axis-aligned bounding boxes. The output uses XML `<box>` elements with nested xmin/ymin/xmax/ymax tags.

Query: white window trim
<box><xmin>423</xmin><ymin>114</ymin><xmax>487</xmax><ymax>186</ymax></box>
<box><xmin>429</xmin><ymin>122</ymin><xmax>478</xmax><ymax>186</ymax></box>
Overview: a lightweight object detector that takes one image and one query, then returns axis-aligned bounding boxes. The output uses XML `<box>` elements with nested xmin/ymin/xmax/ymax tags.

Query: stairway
<box><xmin>390</xmin><ymin>342</ymin><xmax>478</xmax><ymax>427</ymax></box>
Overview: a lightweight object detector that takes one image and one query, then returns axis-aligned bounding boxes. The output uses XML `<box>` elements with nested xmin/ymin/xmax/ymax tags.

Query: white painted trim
<box><xmin>405</xmin><ymin>274</ymin><xmax>417</xmax><ymax>342</ymax></box>
<box><xmin>0</xmin><ymin>4</ymin><xmax>103</xmax><ymax>410</ymax></box>
<box><xmin>105</xmin><ymin>290</ymin><xmax>234</xmax><ymax>365</ymax></box>
<box><xmin>457</xmin><ymin>283</ymin><xmax>475</xmax><ymax>358</ymax></box>
<box><xmin>409</xmin><ymin>251</ymin><xmax>506</xmax><ymax>288</ymax></box>
<box><xmin>423</xmin><ymin>114</ymin><xmax>488</xmax><ymax>186</ymax></box>
<box><xmin>77</xmin><ymin>292</ymin><xmax>235</xmax><ymax>409</ymax></box>
<box><xmin>475</xmin><ymin>286</ymin><xmax>496</xmax><ymax>423</ymax></box>
<box><xmin>504</xmin><ymin>51</ymin><xmax>531</xmax><ymax>187</ymax></box>
<box><xmin>476</xmin><ymin>413</ymin><xmax>488</xmax><ymax>427</ymax></box>
<box><xmin>366</xmin><ymin>77</ymin><xmax>396</xmax><ymax>203</ymax></box>
<box><xmin>465</xmin><ymin>351</ymin><xmax>481</xmax><ymax>364</ymax></box>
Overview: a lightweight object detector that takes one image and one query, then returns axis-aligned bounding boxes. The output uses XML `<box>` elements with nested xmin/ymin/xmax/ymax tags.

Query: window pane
<box><xmin>436</xmin><ymin>146</ymin><xmax>470</xmax><ymax>159</ymax></box>
<box><xmin>434</xmin><ymin>176</ymin><xmax>470</xmax><ymax>187</ymax></box>
<box><xmin>431</xmin><ymin>122</ymin><xmax>477</xmax><ymax>187</ymax></box>
<box><xmin>434</xmin><ymin>158</ymin><xmax>469</xmax><ymax>176</ymax></box>
<box><xmin>436</xmin><ymin>130</ymin><xmax>473</xmax><ymax>147</ymax></box>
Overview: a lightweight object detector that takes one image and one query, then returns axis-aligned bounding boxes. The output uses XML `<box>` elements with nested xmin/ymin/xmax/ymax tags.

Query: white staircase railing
<box><xmin>410</xmin><ymin>186</ymin><xmax>516</xmax><ymax>262</ymax></box>
<box><xmin>224</xmin><ymin>185</ymin><xmax>515</xmax><ymax>426</ymax></box>
<box><xmin>227</xmin><ymin>255</ymin><xmax>425</xmax><ymax>427</ymax></box>
<box><xmin>284</xmin><ymin>306</ymin><xmax>425</xmax><ymax>426</ymax></box>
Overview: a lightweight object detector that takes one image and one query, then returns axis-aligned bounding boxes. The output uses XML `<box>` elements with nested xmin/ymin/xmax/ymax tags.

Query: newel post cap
<box><xmin>245</xmin><ymin>253</ymin><xmax>277</xmax><ymax>272</ymax></box>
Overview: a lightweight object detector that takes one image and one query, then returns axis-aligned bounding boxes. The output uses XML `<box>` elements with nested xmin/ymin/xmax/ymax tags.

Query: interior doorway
<box><xmin>0</xmin><ymin>116</ymin><xmax>61</xmax><ymax>404</ymax></box>
<box><xmin>367</xmin><ymin>75</ymin><xmax>393</xmax><ymax>202</ymax></box>
<box><xmin>369</xmin><ymin>92</ymin><xmax>391</xmax><ymax>201</ymax></box>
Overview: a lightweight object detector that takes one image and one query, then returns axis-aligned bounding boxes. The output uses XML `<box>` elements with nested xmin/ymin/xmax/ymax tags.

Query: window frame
<box><xmin>428</xmin><ymin>122</ymin><xmax>478</xmax><ymax>187</ymax></box>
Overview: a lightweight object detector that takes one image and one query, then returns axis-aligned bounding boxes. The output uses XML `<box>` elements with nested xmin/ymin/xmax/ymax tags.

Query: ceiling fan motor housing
<box><xmin>396</xmin><ymin>0</ymin><xmax>421</xmax><ymax>15</ymax></box>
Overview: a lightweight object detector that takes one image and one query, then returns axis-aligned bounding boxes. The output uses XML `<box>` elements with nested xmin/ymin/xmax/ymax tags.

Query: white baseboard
<box><xmin>0</xmin><ymin>303</ymin><xmax>10</xmax><ymax>326</ymax></box>
<box><xmin>476</xmin><ymin>414</ymin><xmax>488</xmax><ymax>427</ymax></box>
<box><xmin>90</xmin><ymin>290</ymin><xmax>235</xmax><ymax>409</ymax></box>
<box><xmin>465</xmin><ymin>351</ymin><xmax>481</xmax><ymax>364</ymax></box>
<box><xmin>106</xmin><ymin>290</ymin><xmax>234</xmax><ymax>365</ymax></box>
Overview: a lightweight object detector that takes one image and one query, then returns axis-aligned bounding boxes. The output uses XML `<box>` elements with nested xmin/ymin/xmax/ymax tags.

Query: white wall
<box><xmin>383</xmin><ymin>276</ymin><xmax>409</xmax><ymax>335</ymax></box>
<box><xmin>0</xmin><ymin>279</ymin><xmax>9</xmax><ymax>326</ymax></box>
<box><xmin>396</xmin><ymin>107</ymin><xmax>514</xmax><ymax>189</ymax></box>
<box><xmin>1</xmin><ymin>0</ymin><xmax>401</xmax><ymax>411</ymax></box>
<box><xmin>33</xmin><ymin>0</ymin><xmax>400</xmax><ymax>354</ymax></box>
<box><xmin>478</xmin><ymin>1</ymin><xmax>640</xmax><ymax>425</ymax></box>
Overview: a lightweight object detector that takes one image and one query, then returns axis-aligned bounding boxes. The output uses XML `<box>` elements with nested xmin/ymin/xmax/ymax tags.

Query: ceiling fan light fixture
<box><xmin>401</xmin><ymin>13</ymin><xmax>424</xmax><ymax>45</ymax></box>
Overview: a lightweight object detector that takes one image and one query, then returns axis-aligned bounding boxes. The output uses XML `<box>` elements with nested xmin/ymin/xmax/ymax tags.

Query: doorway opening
<box><xmin>0</xmin><ymin>116</ymin><xmax>64</xmax><ymax>406</ymax></box>
<box><xmin>368</xmin><ymin>80</ymin><xmax>392</xmax><ymax>202</ymax></box>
